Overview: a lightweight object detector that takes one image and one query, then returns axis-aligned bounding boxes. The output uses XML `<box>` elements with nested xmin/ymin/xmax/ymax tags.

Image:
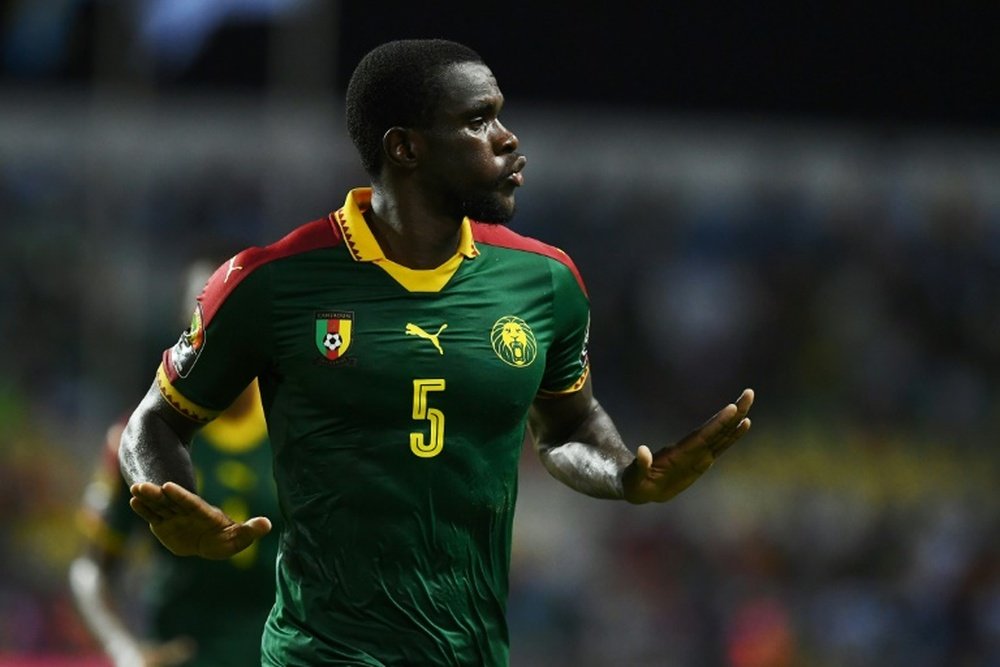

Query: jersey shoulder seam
<box><xmin>201</xmin><ymin>217</ymin><xmax>342</xmax><ymax>321</ymax></box>
<box><xmin>470</xmin><ymin>221</ymin><xmax>588</xmax><ymax>296</ymax></box>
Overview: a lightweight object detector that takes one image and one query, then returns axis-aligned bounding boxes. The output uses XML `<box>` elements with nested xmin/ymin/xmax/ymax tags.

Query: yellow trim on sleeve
<box><xmin>536</xmin><ymin>364</ymin><xmax>591</xmax><ymax>399</ymax></box>
<box><xmin>156</xmin><ymin>364</ymin><xmax>221</xmax><ymax>423</ymax></box>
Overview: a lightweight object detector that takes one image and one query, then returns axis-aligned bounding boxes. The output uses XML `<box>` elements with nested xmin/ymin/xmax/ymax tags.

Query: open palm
<box><xmin>129</xmin><ymin>481</ymin><xmax>272</xmax><ymax>560</ymax></box>
<box><xmin>623</xmin><ymin>389</ymin><xmax>754</xmax><ymax>504</ymax></box>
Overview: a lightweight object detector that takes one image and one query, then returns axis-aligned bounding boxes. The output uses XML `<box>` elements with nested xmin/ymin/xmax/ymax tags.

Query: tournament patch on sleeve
<box><xmin>168</xmin><ymin>302</ymin><xmax>206</xmax><ymax>379</ymax></box>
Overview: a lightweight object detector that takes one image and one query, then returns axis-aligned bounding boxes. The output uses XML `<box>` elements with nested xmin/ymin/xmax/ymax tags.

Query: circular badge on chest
<box><xmin>490</xmin><ymin>316</ymin><xmax>537</xmax><ymax>367</ymax></box>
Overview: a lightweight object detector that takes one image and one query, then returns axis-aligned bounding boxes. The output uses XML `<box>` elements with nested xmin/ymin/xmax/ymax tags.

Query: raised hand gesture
<box><xmin>622</xmin><ymin>389</ymin><xmax>754</xmax><ymax>504</ymax></box>
<box><xmin>129</xmin><ymin>481</ymin><xmax>272</xmax><ymax>559</ymax></box>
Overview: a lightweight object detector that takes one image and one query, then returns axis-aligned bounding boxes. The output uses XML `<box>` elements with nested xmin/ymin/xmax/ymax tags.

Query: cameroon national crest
<box><xmin>491</xmin><ymin>316</ymin><xmax>537</xmax><ymax>367</ymax></box>
<box><xmin>315</xmin><ymin>311</ymin><xmax>354</xmax><ymax>361</ymax></box>
<box><xmin>171</xmin><ymin>303</ymin><xmax>206</xmax><ymax>378</ymax></box>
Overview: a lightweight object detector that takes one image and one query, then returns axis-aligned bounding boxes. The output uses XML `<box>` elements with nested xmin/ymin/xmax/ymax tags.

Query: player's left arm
<box><xmin>528</xmin><ymin>377</ymin><xmax>754</xmax><ymax>503</ymax></box>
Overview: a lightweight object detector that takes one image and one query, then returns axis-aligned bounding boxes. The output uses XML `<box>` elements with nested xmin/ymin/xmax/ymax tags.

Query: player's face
<box><xmin>417</xmin><ymin>62</ymin><xmax>526</xmax><ymax>224</ymax></box>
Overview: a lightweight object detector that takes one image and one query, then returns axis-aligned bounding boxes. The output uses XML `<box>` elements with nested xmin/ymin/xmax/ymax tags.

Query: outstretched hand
<box><xmin>622</xmin><ymin>389</ymin><xmax>754</xmax><ymax>504</ymax></box>
<box><xmin>129</xmin><ymin>482</ymin><xmax>272</xmax><ymax>560</ymax></box>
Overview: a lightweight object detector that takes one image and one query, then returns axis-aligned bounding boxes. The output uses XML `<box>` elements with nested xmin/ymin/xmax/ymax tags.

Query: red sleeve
<box><xmin>471</xmin><ymin>222</ymin><xmax>588</xmax><ymax>297</ymax></box>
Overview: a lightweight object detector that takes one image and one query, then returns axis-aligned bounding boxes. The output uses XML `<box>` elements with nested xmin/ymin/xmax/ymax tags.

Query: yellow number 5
<box><xmin>411</xmin><ymin>379</ymin><xmax>445</xmax><ymax>458</ymax></box>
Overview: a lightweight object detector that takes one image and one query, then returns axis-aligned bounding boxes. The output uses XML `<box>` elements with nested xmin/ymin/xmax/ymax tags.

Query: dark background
<box><xmin>4</xmin><ymin>2</ymin><xmax>999</xmax><ymax>128</ymax></box>
<box><xmin>2</xmin><ymin>3</ymin><xmax>1000</xmax><ymax>666</ymax></box>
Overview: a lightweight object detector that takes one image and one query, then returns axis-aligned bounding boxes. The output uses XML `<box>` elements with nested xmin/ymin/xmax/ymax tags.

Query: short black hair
<box><xmin>346</xmin><ymin>39</ymin><xmax>484</xmax><ymax>178</ymax></box>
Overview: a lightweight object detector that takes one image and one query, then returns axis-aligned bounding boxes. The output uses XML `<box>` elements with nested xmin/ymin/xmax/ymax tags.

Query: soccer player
<box><xmin>119</xmin><ymin>39</ymin><xmax>754</xmax><ymax>666</ymax></box>
<box><xmin>70</xmin><ymin>260</ymin><xmax>280</xmax><ymax>667</ymax></box>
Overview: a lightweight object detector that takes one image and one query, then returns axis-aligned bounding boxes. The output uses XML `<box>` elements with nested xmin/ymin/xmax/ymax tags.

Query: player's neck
<box><xmin>367</xmin><ymin>188</ymin><xmax>463</xmax><ymax>270</ymax></box>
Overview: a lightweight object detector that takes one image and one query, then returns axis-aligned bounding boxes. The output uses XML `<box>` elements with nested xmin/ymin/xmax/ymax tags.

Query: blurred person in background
<box><xmin>69</xmin><ymin>257</ymin><xmax>281</xmax><ymax>667</ymax></box>
<box><xmin>117</xmin><ymin>38</ymin><xmax>754</xmax><ymax>666</ymax></box>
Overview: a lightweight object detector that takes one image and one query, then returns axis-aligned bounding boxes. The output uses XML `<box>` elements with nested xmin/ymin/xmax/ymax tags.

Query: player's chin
<box><xmin>465</xmin><ymin>192</ymin><xmax>517</xmax><ymax>225</ymax></box>
<box><xmin>478</xmin><ymin>205</ymin><xmax>516</xmax><ymax>225</ymax></box>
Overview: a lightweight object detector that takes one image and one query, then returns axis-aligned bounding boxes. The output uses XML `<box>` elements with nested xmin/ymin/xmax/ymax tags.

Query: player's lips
<box><xmin>505</xmin><ymin>155</ymin><xmax>527</xmax><ymax>187</ymax></box>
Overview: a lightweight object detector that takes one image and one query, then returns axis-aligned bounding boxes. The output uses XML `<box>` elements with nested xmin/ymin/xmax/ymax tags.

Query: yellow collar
<box><xmin>332</xmin><ymin>188</ymin><xmax>479</xmax><ymax>292</ymax></box>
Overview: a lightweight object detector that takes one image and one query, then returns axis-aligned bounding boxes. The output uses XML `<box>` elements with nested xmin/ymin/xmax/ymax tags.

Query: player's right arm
<box><xmin>120</xmin><ymin>382</ymin><xmax>272</xmax><ymax>560</ymax></box>
<box><xmin>119</xmin><ymin>381</ymin><xmax>202</xmax><ymax>490</ymax></box>
<box><xmin>120</xmin><ymin>250</ymin><xmax>276</xmax><ymax>560</ymax></box>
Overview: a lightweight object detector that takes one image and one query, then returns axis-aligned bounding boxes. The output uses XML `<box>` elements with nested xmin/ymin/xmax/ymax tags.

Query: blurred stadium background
<box><xmin>2</xmin><ymin>2</ymin><xmax>999</xmax><ymax>666</ymax></box>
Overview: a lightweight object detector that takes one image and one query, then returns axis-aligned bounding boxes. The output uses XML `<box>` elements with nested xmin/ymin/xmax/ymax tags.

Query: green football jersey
<box><xmin>80</xmin><ymin>392</ymin><xmax>279</xmax><ymax>667</ymax></box>
<box><xmin>158</xmin><ymin>188</ymin><xmax>591</xmax><ymax>666</ymax></box>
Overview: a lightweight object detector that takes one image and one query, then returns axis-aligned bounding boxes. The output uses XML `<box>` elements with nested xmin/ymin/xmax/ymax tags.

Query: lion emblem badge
<box><xmin>491</xmin><ymin>316</ymin><xmax>537</xmax><ymax>367</ymax></box>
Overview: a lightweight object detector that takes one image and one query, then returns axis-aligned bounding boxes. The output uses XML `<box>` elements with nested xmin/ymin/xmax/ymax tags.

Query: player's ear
<box><xmin>383</xmin><ymin>127</ymin><xmax>420</xmax><ymax>170</ymax></box>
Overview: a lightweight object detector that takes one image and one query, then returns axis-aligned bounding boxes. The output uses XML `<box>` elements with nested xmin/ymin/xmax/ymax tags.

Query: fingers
<box><xmin>695</xmin><ymin>402</ymin><xmax>739</xmax><ymax>443</ymax></box>
<box><xmin>160</xmin><ymin>481</ymin><xmax>212</xmax><ymax>513</ymax></box>
<box><xmin>735</xmin><ymin>388</ymin><xmax>754</xmax><ymax>418</ymax></box>
<box><xmin>709</xmin><ymin>388</ymin><xmax>754</xmax><ymax>440</ymax></box>
<box><xmin>129</xmin><ymin>481</ymin><xmax>201</xmax><ymax>522</ymax></box>
<box><xmin>130</xmin><ymin>481</ymin><xmax>164</xmax><ymax>502</ymax></box>
<box><xmin>711</xmin><ymin>416</ymin><xmax>751</xmax><ymax>457</ymax></box>
<box><xmin>635</xmin><ymin>445</ymin><xmax>653</xmax><ymax>472</ymax></box>
<box><xmin>244</xmin><ymin>516</ymin><xmax>273</xmax><ymax>538</ymax></box>
<box><xmin>678</xmin><ymin>388</ymin><xmax>754</xmax><ymax>458</ymax></box>
<box><xmin>130</xmin><ymin>483</ymin><xmax>271</xmax><ymax>560</ymax></box>
<box><xmin>705</xmin><ymin>389</ymin><xmax>753</xmax><ymax>429</ymax></box>
<box><xmin>129</xmin><ymin>482</ymin><xmax>178</xmax><ymax>522</ymax></box>
<box><xmin>712</xmin><ymin>388</ymin><xmax>753</xmax><ymax>455</ymax></box>
<box><xmin>214</xmin><ymin>516</ymin><xmax>272</xmax><ymax>560</ymax></box>
<box><xmin>129</xmin><ymin>496</ymin><xmax>166</xmax><ymax>524</ymax></box>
